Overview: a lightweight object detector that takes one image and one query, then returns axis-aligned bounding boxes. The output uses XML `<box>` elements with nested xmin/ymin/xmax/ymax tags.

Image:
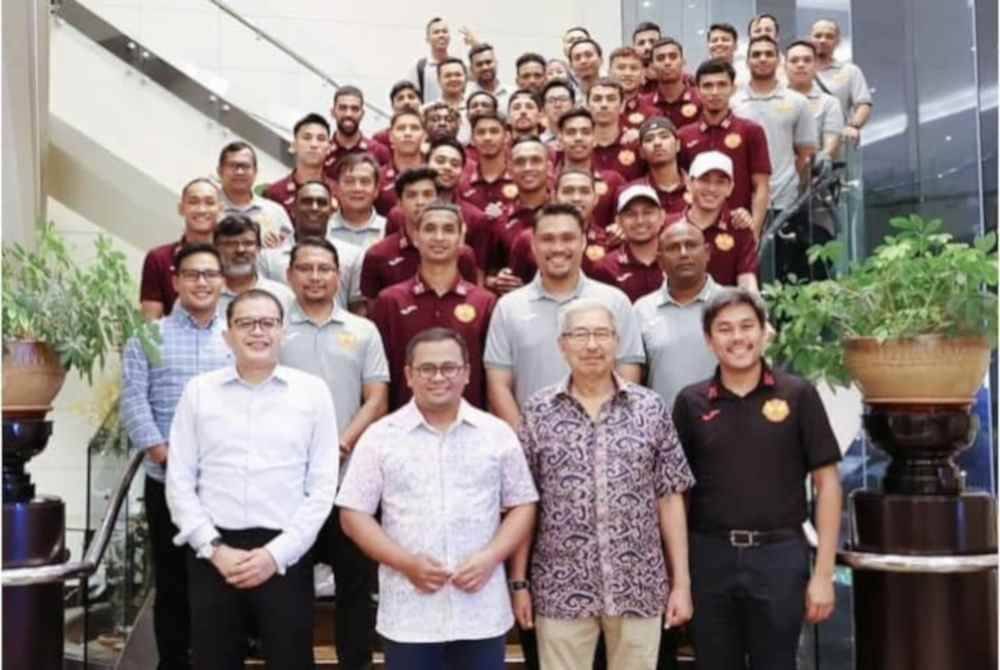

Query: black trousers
<box><xmin>689</xmin><ymin>533</ymin><xmax>810</xmax><ymax>670</ymax></box>
<box><xmin>771</xmin><ymin>207</ymin><xmax>834</xmax><ymax>283</ymax></box>
<box><xmin>145</xmin><ymin>476</ymin><xmax>192</xmax><ymax>670</ymax></box>
<box><xmin>314</xmin><ymin>509</ymin><xmax>376</xmax><ymax>670</ymax></box>
<box><xmin>186</xmin><ymin>527</ymin><xmax>315</xmax><ymax>670</ymax></box>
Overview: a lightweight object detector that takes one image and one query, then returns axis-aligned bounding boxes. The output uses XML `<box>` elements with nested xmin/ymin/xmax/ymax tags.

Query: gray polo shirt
<box><xmin>257</xmin><ymin>237</ymin><xmax>363</xmax><ymax>310</ymax></box>
<box><xmin>484</xmin><ymin>273</ymin><xmax>645</xmax><ymax>407</ymax></box>
<box><xmin>732</xmin><ymin>83</ymin><xmax>817</xmax><ymax>210</ymax></box>
<box><xmin>816</xmin><ymin>60</ymin><xmax>872</xmax><ymax>121</ymax></box>
<box><xmin>635</xmin><ymin>277</ymin><xmax>720</xmax><ymax>411</ymax></box>
<box><xmin>327</xmin><ymin>211</ymin><xmax>387</xmax><ymax>251</ymax></box>
<box><xmin>803</xmin><ymin>83</ymin><xmax>845</xmax><ymax>152</ymax></box>
<box><xmin>222</xmin><ymin>193</ymin><xmax>294</xmax><ymax>239</ymax></box>
<box><xmin>279</xmin><ymin>302</ymin><xmax>389</xmax><ymax>435</ymax></box>
<box><xmin>219</xmin><ymin>275</ymin><xmax>295</xmax><ymax>317</ymax></box>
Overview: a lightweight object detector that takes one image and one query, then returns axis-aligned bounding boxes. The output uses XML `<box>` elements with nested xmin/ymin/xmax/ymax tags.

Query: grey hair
<box><xmin>557</xmin><ymin>298</ymin><xmax>617</xmax><ymax>335</ymax></box>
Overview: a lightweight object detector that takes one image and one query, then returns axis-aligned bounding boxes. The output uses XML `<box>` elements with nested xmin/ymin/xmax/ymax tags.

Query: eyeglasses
<box><xmin>177</xmin><ymin>269</ymin><xmax>223</xmax><ymax>282</ymax></box>
<box><xmin>231</xmin><ymin>317</ymin><xmax>282</xmax><ymax>333</ymax></box>
<box><xmin>218</xmin><ymin>239</ymin><xmax>258</xmax><ymax>250</ymax></box>
<box><xmin>561</xmin><ymin>328</ymin><xmax>616</xmax><ymax>346</ymax></box>
<box><xmin>411</xmin><ymin>362</ymin><xmax>466</xmax><ymax>380</ymax></box>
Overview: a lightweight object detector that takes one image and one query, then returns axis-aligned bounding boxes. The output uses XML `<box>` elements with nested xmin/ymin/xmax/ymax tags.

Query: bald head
<box><xmin>658</xmin><ymin>221</ymin><xmax>709</xmax><ymax>288</ymax></box>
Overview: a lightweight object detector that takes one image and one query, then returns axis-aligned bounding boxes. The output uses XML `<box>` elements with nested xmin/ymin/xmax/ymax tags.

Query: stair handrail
<box><xmin>1</xmin><ymin>448</ymin><xmax>145</xmax><ymax>588</ymax></box>
<box><xmin>205</xmin><ymin>0</ymin><xmax>391</xmax><ymax>121</ymax></box>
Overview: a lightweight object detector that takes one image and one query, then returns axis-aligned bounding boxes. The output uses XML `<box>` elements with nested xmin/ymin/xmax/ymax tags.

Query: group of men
<box><xmin>122</xmin><ymin>12</ymin><xmax>864</xmax><ymax>670</ymax></box>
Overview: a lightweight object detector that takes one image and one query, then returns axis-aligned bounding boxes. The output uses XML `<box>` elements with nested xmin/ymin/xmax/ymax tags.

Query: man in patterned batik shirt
<box><xmin>337</xmin><ymin>328</ymin><xmax>538</xmax><ymax>670</ymax></box>
<box><xmin>511</xmin><ymin>299</ymin><xmax>695</xmax><ymax>670</ymax></box>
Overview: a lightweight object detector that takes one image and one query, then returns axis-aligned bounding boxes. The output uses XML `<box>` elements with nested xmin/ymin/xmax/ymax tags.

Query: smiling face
<box><xmin>178</xmin><ymin>181</ymin><xmax>222</xmax><ymax>238</ymax></box>
<box><xmin>532</xmin><ymin>212</ymin><xmax>585</xmax><ymax>280</ymax></box>
<box><xmin>293</xmin><ymin>122</ymin><xmax>330</xmax><ymax>169</ymax></box>
<box><xmin>470</xmin><ymin>48</ymin><xmax>497</xmax><ymax>86</ymax></box>
<box><xmin>438</xmin><ymin>62</ymin><xmax>467</xmax><ymax>97</ymax></box>
<box><xmin>689</xmin><ymin>170</ymin><xmax>734</xmax><ymax>211</ymax></box>
<box><xmin>224</xmin><ymin>294</ymin><xmax>285</xmax><ymax>369</ymax></box>
<box><xmin>707</xmin><ymin>29</ymin><xmax>737</xmax><ymax>62</ymax></box>
<box><xmin>706</xmin><ymin>302</ymin><xmax>765</xmax><ymax>372</ymax></box>
<box><xmin>293</xmin><ymin>183</ymin><xmax>333</xmax><ymax>238</ymax></box>
<box><xmin>509</xmin><ymin>141</ymin><xmax>548</xmax><ymax>193</ymax></box>
<box><xmin>559</xmin><ymin>306</ymin><xmax>618</xmax><ymax>378</ymax></box>
<box><xmin>332</xmin><ymin>94</ymin><xmax>364</xmax><ymax>137</ymax></box>
<box><xmin>748</xmin><ymin>40</ymin><xmax>779</xmax><ymax>80</ymax></box>
<box><xmin>287</xmin><ymin>244</ymin><xmax>339</xmax><ymax>306</ymax></box>
<box><xmin>559</xmin><ymin>115</ymin><xmax>595</xmax><ymax>163</ymax></box>
<box><xmin>405</xmin><ymin>337</ymin><xmax>469</xmax><ymax>413</ymax></box>
<box><xmin>336</xmin><ymin>161</ymin><xmax>378</xmax><ymax>214</ymax></box>
<box><xmin>611</xmin><ymin>54</ymin><xmax>643</xmax><ymax>95</ymax></box>
<box><xmin>618</xmin><ymin>197</ymin><xmax>665</xmax><ymax>245</ymax></box>
<box><xmin>413</xmin><ymin>207</ymin><xmax>464</xmax><ymax>265</ymax></box>
<box><xmin>173</xmin><ymin>251</ymin><xmax>224</xmax><ymax>316</ymax></box>
<box><xmin>428</xmin><ymin>145</ymin><xmax>464</xmax><ymax>191</ymax></box>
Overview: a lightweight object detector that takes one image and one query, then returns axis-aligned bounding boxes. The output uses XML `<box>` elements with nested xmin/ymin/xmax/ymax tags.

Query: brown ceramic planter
<box><xmin>2</xmin><ymin>341</ymin><xmax>67</xmax><ymax>416</ymax></box>
<box><xmin>843</xmin><ymin>335</ymin><xmax>991</xmax><ymax>405</ymax></box>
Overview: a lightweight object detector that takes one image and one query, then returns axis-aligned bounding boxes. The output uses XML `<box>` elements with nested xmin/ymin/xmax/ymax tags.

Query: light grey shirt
<box><xmin>635</xmin><ymin>278</ymin><xmax>720</xmax><ymax>411</ymax></box>
<box><xmin>327</xmin><ymin>210</ymin><xmax>387</xmax><ymax>250</ymax></box>
<box><xmin>166</xmin><ymin>365</ymin><xmax>339</xmax><ymax>573</ymax></box>
<box><xmin>219</xmin><ymin>274</ymin><xmax>295</xmax><ymax>318</ymax></box>
<box><xmin>816</xmin><ymin>60</ymin><xmax>872</xmax><ymax>121</ymax></box>
<box><xmin>257</xmin><ymin>238</ymin><xmax>363</xmax><ymax>310</ymax></box>
<box><xmin>279</xmin><ymin>302</ymin><xmax>389</xmax><ymax>437</ymax></box>
<box><xmin>484</xmin><ymin>273</ymin><xmax>645</xmax><ymax>407</ymax></box>
<box><xmin>409</xmin><ymin>57</ymin><xmax>443</xmax><ymax>103</ymax></box>
<box><xmin>803</xmin><ymin>83</ymin><xmax>845</xmax><ymax>153</ymax></box>
<box><xmin>222</xmin><ymin>193</ymin><xmax>294</xmax><ymax>240</ymax></box>
<box><xmin>732</xmin><ymin>83</ymin><xmax>817</xmax><ymax>210</ymax></box>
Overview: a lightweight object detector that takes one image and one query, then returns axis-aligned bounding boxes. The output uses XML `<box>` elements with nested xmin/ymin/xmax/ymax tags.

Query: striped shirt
<box><xmin>120</xmin><ymin>304</ymin><xmax>232</xmax><ymax>482</ymax></box>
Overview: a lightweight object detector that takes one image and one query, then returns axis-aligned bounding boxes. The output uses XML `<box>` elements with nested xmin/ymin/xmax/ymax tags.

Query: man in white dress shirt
<box><xmin>166</xmin><ymin>288</ymin><xmax>339</xmax><ymax>670</ymax></box>
<box><xmin>337</xmin><ymin>327</ymin><xmax>538</xmax><ymax>669</ymax></box>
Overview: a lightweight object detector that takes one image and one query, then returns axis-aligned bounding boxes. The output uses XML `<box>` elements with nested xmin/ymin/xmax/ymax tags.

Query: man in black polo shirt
<box><xmin>672</xmin><ymin>287</ymin><xmax>842</xmax><ymax>670</ymax></box>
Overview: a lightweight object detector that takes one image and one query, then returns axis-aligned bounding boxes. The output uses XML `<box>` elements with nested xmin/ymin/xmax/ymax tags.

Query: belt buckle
<box><xmin>729</xmin><ymin>530</ymin><xmax>756</xmax><ymax>548</ymax></box>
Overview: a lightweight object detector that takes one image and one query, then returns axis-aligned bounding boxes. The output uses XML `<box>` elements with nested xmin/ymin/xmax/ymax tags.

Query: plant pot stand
<box><xmin>841</xmin><ymin>406</ymin><xmax>997</xmax><ymax>670</ymax></box>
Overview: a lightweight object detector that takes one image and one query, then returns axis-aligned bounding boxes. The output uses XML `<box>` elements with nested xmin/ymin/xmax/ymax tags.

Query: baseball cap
<box><xmin>689</xmin><ymin>151</ymin><xmax>734</xmax><ymax>179</ymax></box>
<box><xmin>638</xmin><ymin>116</ymin><xmax>677</xmax><ymax>142</ymax></box>
<box><xmin>616</xmin><ymin>184</ymin><xmax>661</xmax><ymax>213</ymax></box>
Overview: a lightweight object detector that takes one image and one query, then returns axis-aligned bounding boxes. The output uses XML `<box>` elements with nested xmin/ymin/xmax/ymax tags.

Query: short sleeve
<box><xmin>735</xmin><ymin>228</ymin><xmax>759</xmax><ymax>276</ymax></box>
<box><xmin>458</xmin><ymin>246</ymin><xmax>480</xmax><ymax>281</ymax></box>
<box><xmin>359</xmin><ymin>248</ymin><xmax>380</xmax><ymax>299</ymax></box>
<box><xmin>140</xmin><ymin>250</ymin><xmax>168</xmax><ymax>303</ymax></box>
<box><xmin>652</xmin><ymin>401</ymin><xmax>696</xmax><ymax>498</ymax></box>
<box><xmin>515</xmin><ymin>410</ymin><xmax>540</xmax><ymax>477</ymax></box>
<box><xmin>497</xmin><ymin>423</ymin><xmax>539</xmax><ymax>508</ymax></box>
<box><xmin>612</xmin><ymin>293</ymin><xmax>646</xmax><ymax>365</ymax></box>
<box><xmin>797</xmin><ymin>382</ymin><xmax>842</xmax><ymax>471</ymax></box>
<box><xmin>335</xmin><ymin>426</ymin><xmax>384</xmax><ymax>514</ymax></box>
<box><xmin>794</xmin><ymin>100</ymin><xmax>818</xmax><ymax>148</ymax></box>
<box><xmin>670</xmin><ymin>391</ymin><xmax>696</xmax><ymax>463</ymax></box>
<box><xmin>849</xmin><ymin>65</ymin><xmax>872</xmax><ymax>107</ymax></box>
<box><xmin>483</xmin><ymin>301</ymin><xmax>514</xmax><ymax>369</ymax></box>
<box><xmin>823</xmin><ymin>96</ymin><xmax>845</xmax><ymax>139</ymax></box>
<box><xmin>747</xmin><ymin>124</ymin><xmax>773</xmax><ymax>176</ymax></box>
<box><xmin>362</xmin><ymin>326</ymin><xmax>391</xmax><ymax>384</ymax></box>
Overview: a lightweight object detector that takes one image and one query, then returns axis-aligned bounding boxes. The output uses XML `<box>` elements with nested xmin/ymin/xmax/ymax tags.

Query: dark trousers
<box><xmin>314</xmin><ymin>509</ymin><xmax>376</xmax><ymax>669</ymax></box>
<box><xmin>145</xmin><ymin>476</ymin><xmax>192</xmax><ymax>670</ymax></box>
<box><xmin>689</xmin><ymin>533</ymin><xmax>810</xmax><ymax>670</ymax></box>
<box><xmin>383</xmin><ymin>634</ymin><xmax>506</xmax><ymax>670</ymax></box>
<box><xmin>186</xmin><ymin>527</ymin><xmax>315</xmax><ymax>670</ymax></box>
<box><xmin>771</xmin><ymin>207</ymin><xmax>834</xmax><ymax>283</ymax></box>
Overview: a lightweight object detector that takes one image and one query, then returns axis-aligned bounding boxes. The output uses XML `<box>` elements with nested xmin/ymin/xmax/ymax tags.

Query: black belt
<box><xmin>695</xmin><ymin>527</ymin><xmax>803</xmax><ymax>548</ymax></box>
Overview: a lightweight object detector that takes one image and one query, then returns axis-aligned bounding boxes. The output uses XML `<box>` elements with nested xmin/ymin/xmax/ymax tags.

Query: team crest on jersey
<box><xmin>628</xmin><ymin>112</ymin><xmax>646</xmax><ymax>125</ymax></box>
<box><xmin>682</xmin><ymin>103</ymin><xmax>698</xmax><ymax>118</ymax></box>
<box><xmin>502</xmin><ymin>183</ymin><xmax>519</xmax><ymax>200</ymax></box>
<box><xmin>454</xmin><ymin>303</ymin><xmax>477</xmax><ymax>323</ymax></box>
<box><xmin>714</xmin><ymin>233</ymin><xmax>735</xmax><ymax>252</ymax></box>
<box><xmin>585</xmin><ymin>245</ymin><xmax>606</xmax><ymax>261</ymax></box>
<box><xmin>618</xmin><ymin>149</ymin><xmax>636</xmax><ymax>166</ymax></box>
<box><xmin>336</xmin><ymin>331</ymin><xmax>358</xmax><ymax>350</ymax></box>
<box><xmin>595</xmin><ymin>181</ymin><xmax>609</xmax><ymax>196</ymax></box>
<box><xmin>762</xmin><ymin>398</ymin><xmax>790</xmax><ymax>423</ymax></box>
<box><xmin>724</xmin><ymin>133</ymin><xmax>742</xmax><ymax>149</ymax></box>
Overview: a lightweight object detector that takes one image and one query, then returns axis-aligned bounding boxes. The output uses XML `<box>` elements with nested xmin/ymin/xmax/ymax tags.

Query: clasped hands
<box><xmin>402</xmin><ymin>550</ymin><xmax>498</xmax><ymax>594</ymax></box>
<box><xmin>211</xmin><ymin>545</ymin><xmax>279</xmax><ymax>590</ymax></box>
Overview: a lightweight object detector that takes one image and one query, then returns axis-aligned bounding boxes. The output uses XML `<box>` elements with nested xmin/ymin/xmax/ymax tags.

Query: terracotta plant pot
<box><xmin>843</xmin><ymin>335</ymin><xmax>991</xmax><ymax>405</ymax></box>
<box><xmin>2</xmin><ymin>341</ymin><xmax>68</xmax><ymax>416</ymax></box>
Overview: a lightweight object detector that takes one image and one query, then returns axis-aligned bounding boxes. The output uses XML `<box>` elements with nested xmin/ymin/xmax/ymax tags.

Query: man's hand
<box><xmin>340</xmin><ymin>442</ymin><xmax>354</xmax><ymax>458</ymax></box>
<box><xmin>805</xmin><ymin>573</ymin><xmax>836</xmax><ymax>623</ymax></box>
<box><xmin>146</xmin><ymin>444</ymin><xmax>169</xmax><ymax>465</ymax></box>
<box><xmin>511</xmin><ymin>590</ymin><xmax>534</xmax><ymax>629</ymax></box>
<box><xmin>730</xmin><ymin>207</ymin><xmax>753</xmax><ymax>230</ymax></box>
<box><xmin>402</xmin><ymin>554</ymin><xmax>452</xmax><ymax>594</ymax></box>
<box><xmin>841</xmin><ymin>126</ymin><xmax>861</xmax><ymax>145</ymax></box>
<box><xmin>604</xmin><ymin>223</ymin><xmax>626</xmax><ymax>246</ymax></box>
<box><xmin>491</xmin><ymin>269</ymin><xmax>524</xmax><ymax>295</ymax></box>
<box><xmin>665</xmin><ymin>584</ymin><xmax>693</xmax><ymax>628</ymax></box>
<box><xmin>263</xmin><ymin>230</ymin><xmax>282</xmax><ymax>248</ymax></box>
<box><xmin>452</xmin><ymin>550</ymin><xmax>500</xmax><ymax>593</ymax></box>
<box><xmin>210</xmin><ymin>544</ymin><xmax>251</xmax><ymax>579</ymax></box>
<box><xmin>227</xmin><ymin>548</ymin><xmax>279</xmax><ymax>590</ymax></box>
<box><xmin>459</xmin><ymin>26</ymin><xmax>480</xmax><ymax>48</ymax></box>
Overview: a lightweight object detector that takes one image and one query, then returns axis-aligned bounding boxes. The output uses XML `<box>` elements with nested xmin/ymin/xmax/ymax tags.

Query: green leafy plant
<box><xmin>765</xmin><ymin>214</ymin><xmax>998</xmax><ymax>387</ymax></box>
<box><xmin>2</xmin><ymin>222</ymin><xmax>160</xmax><ymax>384</ymax></box>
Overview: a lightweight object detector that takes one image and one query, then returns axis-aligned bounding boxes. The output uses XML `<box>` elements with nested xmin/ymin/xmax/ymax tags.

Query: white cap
<box><xmin>689</xmin><ymin>151</ymin><xmax>734</xmax><ymax>179</ymax></box>
<box><xmin>616</xmin><ymin>184</ymin><xmax>661</xmax><ymax>213</ymax></box>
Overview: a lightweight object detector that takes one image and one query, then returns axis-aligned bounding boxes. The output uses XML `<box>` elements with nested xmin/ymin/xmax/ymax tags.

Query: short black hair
<box><xmin>632</xmin><ymin>21</ymin><xmax>661</xmax><ymax>41</ymax></box>
<box><xmin>437</xmin><ymin>57</ymin><xmax>467</xmax><ymax>74</ymax></box>
<box><xmin>333</xmin><ymin>85</ymin><xmax>364</xmax><ymax>105</ymax></box>
<box><xmin>587</xmin><ymin>76</ymin><xmax>624</xmax><ymax>100</ymax></box>
<box><xmin>695</xmin><ymin>58</ymin><xmax>737</xmax><ymax>84</ymax></box>
<box><xmin>470</xmin><ymin>110</ymin><xmax>507</xmax><ymax>131</ymax></box>
<box><xmin>427</xmin><ymin>137</ymin><xmax>467</xmax><ymax>164</ymax></box>
<box><xmin>289</xmin><ymin>236</ymin><xmax>339</xmax><ymax>269</ymax></box>
<box><xmin>394</xmin><ymin>167</ymin><xmax>439</xmax><ymax>198</ymax></box>
<box><xmin>389</xmin><ymin>80</ymin><xmax>422</xmax><ymax>104</ymax></box>
<box><xmin>331</xmin><ymin>152</ymin><xmax>381</xmax><ymax>183</ymax></box>
<box><xmin>293</xmin><ymin>113</ymin><xmax>330</xmax><ymax>137</ymax></box>
<box><xmin>466</xmin><ymin>89</ymin><xmax>498</xmax><ymax>111</ymax></box>
<box><xmin>555</xmin><ymin>168</ymin><xmax>595</xmax><ymax>191</ymax></box>
<box><xmin>707</xmin><ymin>23</ymin><xmax>738</xmax><ymax>41</ymax></box>
<box><xmin>541</xmin><ymin>78</ymin><xmax>576</xmax><ymax>104</ymax></box>
<box><xmin>417</xmin><ymin>201</ymin><xmax>465</xmax><ymax>227</ymax></box>
<box><xmin>747</xmin><ymin>35</ymin><xmax>779</xmax><ymax>53</ymax></box>
<box><xmin>295</xmin><ymin>179</ymin><xmax>333</xmax><ymax>200</ymax></box>
<box><xmin>214</xmin><ymin>214</ymin><xmax>261</xmax><ymax>246</ymax></box>
<box><xmin>515</xmin><ymin>52</ymin><xmax>546</xmax><ymax>71</ymax></box>
<box><xmin>748</xmin><ymin>13</ymin><xmax>780</xmax><ymax>36</ymax></box>
<box><xmin>425</xmin><ymin>16</ymin><xmax>445</xmax><ymax>34</ymax></box>
<box><xmin>180</xmin><ymin>177</ymin><xmax>220</xmax><ymax>199</ymax></box>
<box><xmin>569</xmin><ymin>38</ymin><xmax>603</xmax><ymax>59</ymax></box>
<box><xmin>404</xmin><ymin>327</ymin><xmax>470</xmax><ymax>366</ymax></box>
<box><xmin>535</xmin><ymin>202</ymin><xmax>586</xmax><ymax>233</ymax></box>
<box><xmin>557</xmin><ymin>106</ymin><xmax>594</xmax><ymax>131</ymax></box>
<box><xmin>786</xmin><ymin>39</ymin><xmax>817</xmax><ymax>56</ymax></box>
<box><xmin>468</xmin><ymin>42</ymin><xmax>494</xmax><ymax>61</ymax></box>
<box><xmin>702</xmin><ymin>287</ymin><xmax>768</xmax><ymax>334</ymax></box>
<box><xmin>226</xmin><ymin>288</ymin><xmax>285</xmax><ymax>325</ymax></box>
<box><xmin>390</xmin><ymin>108</ymin><xmax>424</xmax><ymax>128</ymax></box>
<box><xmin>218</xmin><ymin>141</ymin><xmax>257</xmax><ymax>169</ymax></box>
<box><xmin>564</xmin><ymin>25</ymin><xmax>590</xmax><ymax>38</ymax></box>
<box><xmin>507</xmin><ymin>89</ymin><xmax>541</xmax><ymax>111</ymax></box>
<box><xmin>173</xmin><ymin>243</ymin><xmax>222</xmax><ymax>273</ymax></box>
<box><xmin>509</xmin><ymin>134</ymin><xmax>547</xmax><ymax>152</ymax></box>
<box><xmin>651</xmin><ymin>37</ymin><xmax>685</xmax><ymax>56</ymax></box>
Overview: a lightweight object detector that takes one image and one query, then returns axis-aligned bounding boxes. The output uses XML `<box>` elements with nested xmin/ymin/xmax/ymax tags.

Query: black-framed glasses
<box><xmin>177</xmin><ymin>269</ymin><xmax>223</xmax><ymax>282</ymax></box>
<box><xmin>231</xmin><ymin>317</ymin><xmax>282</xmax><ymax>333</ymax></box>
<box><xmin>411</xmin><ymin>362</ymin><xmax>467</xmax><ymax>380</ymax></box>
<box><xmin>561</xmin><ymin>328</ymin><xmax>616</xmax><ymax>347</ymax></box>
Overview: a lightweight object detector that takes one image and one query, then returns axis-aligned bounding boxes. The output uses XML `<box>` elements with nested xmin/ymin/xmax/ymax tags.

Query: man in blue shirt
<box><xmin>121</xmin><ymin>243</ymin><xmax>232</xmax><ymax>670</ymax></box>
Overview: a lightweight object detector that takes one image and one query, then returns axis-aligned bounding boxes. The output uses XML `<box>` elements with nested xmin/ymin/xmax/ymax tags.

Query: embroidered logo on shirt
<box><xmin>618</xmin><ymin>149</ymin><xmax>636</xmax><ymax>166</ymax></box>
<box><xmin>399</xmin><ymin>305</ymin><xmax>418</xmax><ymax>316</ymax></box>
<box><xmin>762</xmin><ymin>398</ymin><xmax>790</xmax><ymax>423</ymax></box>
<box><xmin>701</xmin><ymin>409</ymin><xmax>721</xmax><ymax>422</ymax></box>
<box><xmin>682</xmin><ymin>103</ymin><xmax>698</xmax><ymax>118</ymax></box>
<box><xmin>628</xmin><ymin>112</ymin><xmax>646</xmax><ymax>125</ymax></box>
<box><xmin>621</xmin><ymin>128</ymin><xmax>640</xmax><ymax>145</ymax></box>
<box><xmin>724</xmin><ymin>133</ymin><xmax>742</xmax><ymax>149</ymax></box>
<box><xmin>485</xmin><ymin>201</ymin><xmax>505</xmax><ymax>219</ymax></box>
<box><xmin>388</xmin><ymin>256</ymin><xmax>405</xmax><ymax>266</ymax></box>
<box><xmin>336</xmin><ymin>331</ymin><xmax>359</xmax><ymax>350</ymax></box>
<box><xmin>454</xmin><ymin>303</ymin><xmax>477</xmax><ymax>323</ymax></box>
<box><xmin>286</xmin><ymin>181</ymin><xmax>296</xmax><ymax>192</ymax></box>
<box><xmin>715</xmin><ymin>233</ymin><xmax>735</xmax><ymax>252</ymax></box>
<box><xmin>616</xmin><ymin>272</ymin><xmax>633</xmax><ymax>283</ymax></box>
<box><xmin>585</xmin><ymin>245</ymin><xmax>606</xmax><ymax>261</ymax></box>
<box><xmin>595</xmin><ymin>181</ymin><xmax>609</xmax><ymax>196</ymax></box>
<box><xmin>686</xmin><ymin>140</ymin><xmax>700</xmax><ymax>149</ymax></box>
<box><xmin>502</xmin><ymin>183</ymin><xmax>520</xmax><ymax>200</ymax></box>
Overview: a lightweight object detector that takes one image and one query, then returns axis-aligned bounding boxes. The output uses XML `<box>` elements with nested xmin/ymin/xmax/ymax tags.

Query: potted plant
<box><xmin>764</xmin><ymin>214</ymin><xmax>997</xmax><ymax>404</ymax></box>
<box><xmin>2</xmin><ymin>223</ymin><xmax>160</xmax><ymax>415</ymax></box>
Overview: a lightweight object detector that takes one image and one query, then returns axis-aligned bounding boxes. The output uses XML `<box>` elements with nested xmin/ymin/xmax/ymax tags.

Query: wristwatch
<box><xmin>197</xmin><ymin>536</ymin><xmax>223</xmax><ymax>560</ymax></box>
<box><xmin>508</xmin><ymin>580</ymin><xmax>530</xmax><ymax>592</ymax></box>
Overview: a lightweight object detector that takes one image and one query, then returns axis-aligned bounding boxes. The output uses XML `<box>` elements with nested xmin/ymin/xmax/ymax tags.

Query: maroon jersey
<box><xmin>322</xmin><ymin>135</ymin><xmax>391</xmax><ymax>183</ymax></box>
<box><xmin>507</xmin><ymin>224</ymin><xmax>608</xmax><ymax>284</ymax></box>
<box><xmin>140</xmin><ymin>237</ymin><xmax>185</xmax><ymax>315</ymax></box>
<box><xmin>677</xmin><ymin>112</ymin><xmax>771</xmax><ymax>214</ymax></box>
<box><xmin>620</xmin><ymin>94</ymin><xmax>660</xmax><ymax>134</ymax></box>
<box><xmin>263</xmin><ymin>171</ymin><xmax>337</xmax><ymax>219</ymax></box>
<box><xmin>647</xmin><ymin>85</ymin><xmax>702</xmax><ymax>131</ymax></box>
<box><xmin>371</xmin><ymin>275</ymin><xmax>496</xmax><ymax>410</ymax></box>
<box><xmin>626</xmin><ymin>175</ymin><xmax>689</xmax><ymax>214</ymax></box>
<box><xmin>666</xmin><ymin>207</ymin><xmax>758</xmax><ymax>286</ymax></box>
<box><xmin>359</xmin><ymin>231</ymin><xmax>479</xmax><ymax>299</ymax></box>
<box><xmin>457</xmin><ymin>164</ymin><xmax>518</xmax><ymax>217</ymax></box>
<box><xmin>550</xmin><ymin>159</ymin><xmax>625</xmax><ymax>231</ymax></box>
<box><xmin>384</xmin><ymin>200</ymin><xmax>495</xmax><ymax>271</ymax></box>
<box><xmin>588</xmin><ymin>243</ymin><xmax>664</xmax><ymax>302</ymax></box>
<box><xmin>593</xmin><ymin>133</ymin><xmax>646</xmax><ymax>181</ymax></box>
<box><xmin>371</xmin><ymin>127</ymin><xmax>391</xmax><ymax>152</ymax></box>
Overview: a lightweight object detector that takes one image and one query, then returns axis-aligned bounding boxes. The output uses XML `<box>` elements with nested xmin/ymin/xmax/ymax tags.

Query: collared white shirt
<box><xmin>257</xmin><ymin>235</ymin><xmax>364</xmax><ymax>310</ymax></box>
<box><xmin>336</xmin><ymin>400</ymin><xmax>538</xmax><ymax>643</ymax></box>
<box><xmin>166</xmin><ymin>365</ymin><xmax>339</xmax><ymax>573</ymax></box>
<box><xmin>327</xmin><ymin>210</ymin><xmax>387</xmax><ymax>250</ymax></box>
<box><xmin>222</xmin><ymin>192</ymin><xmax>294</xmax><ymax>239</ymax></box>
